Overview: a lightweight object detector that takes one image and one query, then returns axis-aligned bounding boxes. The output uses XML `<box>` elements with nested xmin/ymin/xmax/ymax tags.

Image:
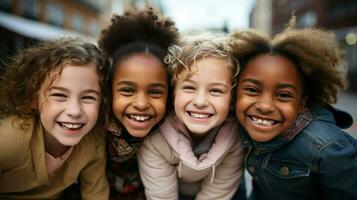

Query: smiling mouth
<box><xmin>57</xmin><ymin>122</ymin><xmax>84</xmax><ymax>130</ymax></box>
<box><xmin>188</xmin><ymin>111</ymin><xmax>212</xmax><ymax>119</ymax></box>
<box><xmin>249</xmin><ymin>116</ymin><xmax>278</xmax><ymax>127</ymax></box>
<box><xmin>127</xmin><ymin>114</ymin><xmax>152</xmax><ymax>122</ymax></box>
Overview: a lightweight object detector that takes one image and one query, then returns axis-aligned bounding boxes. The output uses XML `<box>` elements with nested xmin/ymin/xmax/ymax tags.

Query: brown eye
<box><xmin>243</xmin><ymin>87</ymin><xmax>259</xmax><ymax>95</ymax></box>
<box><xmin>119</xmin><ymin>87</ymin><xmax>135</xmax><ymax>96</ymax></box>
<box><xmin>276</xmin><ymin>92</ymin><xmax>294</xmax><ymax>102</ymax></box>
<box><xmin>149</xmin><ymin>89</ymin><xmax>164</xmax><ymax>98</ymax></box>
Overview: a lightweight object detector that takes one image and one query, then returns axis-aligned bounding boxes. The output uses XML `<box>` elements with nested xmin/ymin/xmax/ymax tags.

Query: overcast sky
<box><xmin>161</xmin><ymin>0</ymin><xmax>255</xmax><ymax>32</ymax></box>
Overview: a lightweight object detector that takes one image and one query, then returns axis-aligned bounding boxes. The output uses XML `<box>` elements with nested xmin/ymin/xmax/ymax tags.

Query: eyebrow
<box><xmin>148</xmin><ymin>83</ymin><xmax>167</xmax><ymax>88</ymax></box>
<box><xmin>276</xmin><ymin>83</ymin><xmax>298</xmax><ymax>91</ymax></box>
<box><xmin>51</xmin><ymin>86</ymin><xmax>101</xmax><ymax>95</ymax></box>
<box><xmin>115</xmin><ymin>80</ymin><xmax>135</xmax><ymax>87</ymax></box>
<box><xmin>241</xmin><ymin>78</ymin><xmax>261</xmax><ymax>86</ymax></box>
<box><xmin>115</xmin><ymin>80</ymin><xmax>167</xmax><ymax>88</ymax></box>
<box><xmin>241</xmin><ymin>78</ymin><xmax>298</xmax><ymax>91</ymax></box>
<box><xmin>182</xmin><ymin>79</ymin><xmax>230</xmax><ymax>87</ymax></box>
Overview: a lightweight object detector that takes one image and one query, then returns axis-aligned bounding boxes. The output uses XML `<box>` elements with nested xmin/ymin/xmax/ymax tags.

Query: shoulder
<box><xmin>138</xmin><ymin>129</ymin><xmax>177</xmax><ymax>161</ymax></box>
<box><xmin>300</xmin><ymin>107</ymin><xmax>355</xmax><ymax>148</ymax></box>
<box><xmin>0</xmin><ymin>116</ymin><xmax>35</xmax><ymax>167</ymax></box>
<box><xmin>142</xmin><ymin>129</ymin><xmax>170</xmax><ymax>150</ymax></box>
<box><xmin>0</xmin><ymin>116</ymin><xmax>34</xmax><ymax>148</ymax></box>
<box><xmin>291</xmin><ymin>111</ymin><xmax>356</xmax><ymax>165</ymax></box>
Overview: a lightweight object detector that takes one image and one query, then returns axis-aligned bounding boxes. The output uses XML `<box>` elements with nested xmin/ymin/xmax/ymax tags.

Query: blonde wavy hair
<box><xmin>164</xmin><ymin>31</ymin><xmax>239</xmax><ymax>87</ymax></box>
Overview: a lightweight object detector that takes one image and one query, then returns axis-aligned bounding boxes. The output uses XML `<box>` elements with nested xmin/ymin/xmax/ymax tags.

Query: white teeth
<box><xmin>190</xmin><ymin>112</ymin><xmax>210</xmax><ymax>119</ymax></box>
<box><xmin>60</xmin><ymin>122</ymin><xmax>83</xmax><ymax>129</ymax></box>
<box><xmin>251</xmin><ymin>117</ymin><xmax>274</xmax><ymax>126</ymax></box>
<box><xmin>130</xmin><ymin>115</ymin><xmax>150</xmax><ymax>122</ymax></box>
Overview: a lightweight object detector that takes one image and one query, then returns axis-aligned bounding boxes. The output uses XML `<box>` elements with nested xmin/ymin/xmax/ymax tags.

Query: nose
<box><xmin>255</xmin><ymin>94</ymin><xmax>275</xmax><ymax>114</ymax></box>
<box><xmin>133</xmin><ymin>93</ymin><xmax>149</xmax><ymax>110</ymax></box>
<box><xmin>66</xmin><ymin>99</ymin><xmax>82</xmax><ymax>118</ymax></box>
<box><xmin>193</xmin><ymin>90</ymin><xmax>209</xmax><ymax>108</ymax></box>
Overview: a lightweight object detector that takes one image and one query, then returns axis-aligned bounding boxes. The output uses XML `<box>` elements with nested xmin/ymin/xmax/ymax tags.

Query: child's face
<box><xmin>236</xmin><ymin>54</ymin><xmax>307</xmax><ymax>142</ymax></box>
<box><xmin>112</xmin><ymin>54</ymin><xmax>168</xmax><ymax>138</ymax></box>
<box><xmin>174</xmin><ymin>57</ymin><xmax>232</xmax><ymax>136</ymax></box>
<box><xmin>37</xmin><ymin>64</ymin><xmax>101</xmax><ymax>147</ymax></box>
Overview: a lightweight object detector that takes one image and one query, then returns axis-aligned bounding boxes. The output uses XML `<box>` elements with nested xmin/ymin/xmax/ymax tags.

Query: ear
<box><xmin>299</xmin><ymin>96</ymin><xmax>308</xmax><ymax>113</ymax></box>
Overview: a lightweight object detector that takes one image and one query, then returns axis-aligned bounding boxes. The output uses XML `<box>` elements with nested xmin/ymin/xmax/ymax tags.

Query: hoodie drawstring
<box><xmin>210</xmin><ymin>164</ymin><xmax>216</xmax><ymax>184</ymax></box>
<box><xmin>178</xmin><ymin>161</ymin><xmax>182</xmax><ymax>178</ymax></box>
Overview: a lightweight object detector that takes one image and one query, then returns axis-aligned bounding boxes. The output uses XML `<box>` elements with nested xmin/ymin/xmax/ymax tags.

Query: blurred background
<box><xmin>0</xmin><ymin>0</ymin><xmax>356</xmax><ymax>138</ymax></box>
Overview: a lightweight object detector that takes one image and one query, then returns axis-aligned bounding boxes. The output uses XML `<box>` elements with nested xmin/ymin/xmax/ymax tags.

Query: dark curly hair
<box><xmin>98</xmin><ymin>7</ymin><xmax>179</xmax><ymax>115</ymax></box>
<box><xmin>0</xmin><ymin>37</ymin><xmax>110</xmax><ymax>132</ymax></box>
<box><xmin>230</xmin><ymin>20</ymin><xmax>347</xmax><ymax>107</ymax></box>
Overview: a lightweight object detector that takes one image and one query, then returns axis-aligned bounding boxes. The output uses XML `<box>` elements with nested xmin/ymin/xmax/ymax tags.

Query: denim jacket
<box><xmin>241</xmin><ymin>106</ymin><xmax>357</xmax><ymax>200</ymax></box>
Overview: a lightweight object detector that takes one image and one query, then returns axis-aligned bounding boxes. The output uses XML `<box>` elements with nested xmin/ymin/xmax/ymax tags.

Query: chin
<box><xmin>248</xmin><ymin>132</ymin><xmax>278</xmax><ymax>142</ymax></box>
<box><xmin>129</xmin><ymin>130</ymin><xmax>150</xmax><ymax>138</ymax></box>
<box><xmin>60</xmin><ymin>139</ymin><xmax>81</xmax><ymax>147</ymax></box>
<box><xmin>187</xmin><ymin>126</ymin><xmax>211</xmax><ymax>135</ymax></box>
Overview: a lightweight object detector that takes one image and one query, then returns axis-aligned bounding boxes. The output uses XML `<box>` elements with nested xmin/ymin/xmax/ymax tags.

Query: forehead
<box><xmin>240</xmin><ymin>54</ymin><xmax>303</xmax><ymax>86</ymax></box>
<box><xmin>179</xmin><ymin>57</ymin><xmax>232</xmax><ymax>81</ymax></box>
<box><xmin>114</xmin><ymin>54</ymin><xmax>167</xmax><ymax>84</ymax></box>
<box><xmin>44</xmin><ymin>64</ymin><xmax>99</xmax><ymax>88</ymax></box>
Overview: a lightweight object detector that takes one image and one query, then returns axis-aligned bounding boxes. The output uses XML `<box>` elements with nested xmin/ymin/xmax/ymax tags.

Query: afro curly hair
<box><xmin>230</xmin><ymin>20</ymin><xmax>347</xmax><ymax>107</ymax></box>
<box><xmin>98</xmin><ymin>7</ymin><xmax>178</xmax><ymax>65</ymax></box>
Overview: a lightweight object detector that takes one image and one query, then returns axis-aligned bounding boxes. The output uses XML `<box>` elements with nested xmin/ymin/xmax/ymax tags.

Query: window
<box><xmin>72</xmin><ymin>13</ymin><xmax>83</xmax><ymax>32</ymax></box>
<box><xmin>20</xmin><ymin>0</ymin><xmax>39</xmax><ymax>20</ymax></box>
<box><xmin>89</xmin><ymin>22</ymin><xmax>99</xmax><ymax>36</ymax></box>
<box><xmin>0</xmin><ymin>0</ymin><xmax>12</xmax><ymax>11</ymax></box>
<box><xmin>46</xmin><ymin>2</ymin><xmax>64</xmax><ymax>26</ymax></box>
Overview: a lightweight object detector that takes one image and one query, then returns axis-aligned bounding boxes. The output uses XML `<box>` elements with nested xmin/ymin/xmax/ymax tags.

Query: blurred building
<box><xmin>250</xmin><ymin>0</ymin><xmax>272</xmax><ymax>35</ymax></box>
<box><xmin>0</xmin><ymin>0</ymin><xmax>166</xmax><ymax>69</ymax></box>
<box><xmin>0</xmin><ymin>0</ymin><xmax>112</xmax><ymax>69</ymax></box>
<box><xmin>111</xmin><ymin>0</ymin><xmax>164</xmax><ymax>14</ymax></box>
<box><xmin>250</xmin><ymin>0</ymin><xmax>357</xmax><ymax>92</ymax></box>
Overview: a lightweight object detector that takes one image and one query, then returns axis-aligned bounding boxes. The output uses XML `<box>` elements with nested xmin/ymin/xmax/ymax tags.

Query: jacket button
<box><xmin>280</xmin><ymin>166</ymin><xmax>289</xmax><ymax>176</ymax></box>
<box><xmin>254</xmin><ymin>150</ymin><xmax>260</xmax><ymax>155</ymax></box>
<box><xmin>248</xmin><ymin>166</ymin><xmax>255</xmax><ymax>174</ymax></box>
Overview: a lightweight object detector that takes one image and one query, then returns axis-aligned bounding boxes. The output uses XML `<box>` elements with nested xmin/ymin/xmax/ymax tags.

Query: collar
<box><xmin>107</xmin><ymin>120</ymin><xmax>143</xmax><ymax>161</ymax></box>
<box><xmin>160</xmin><ymin>115</ymin><xmax>239</xmax><ymax>168</ymax></box>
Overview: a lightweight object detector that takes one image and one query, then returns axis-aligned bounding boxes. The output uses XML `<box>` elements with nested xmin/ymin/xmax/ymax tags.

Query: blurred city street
<box><xmin>335</xmin><ymin>92</ymin><xmax>357</xmax><ymax>138</ymax></box>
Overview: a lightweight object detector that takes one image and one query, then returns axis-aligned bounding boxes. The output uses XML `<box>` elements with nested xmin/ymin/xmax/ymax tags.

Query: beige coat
<box><xmin>138</xmin><ymin>116</ymin><xmax>244</xmax><ymax>200</ymax></box>
<box><xmin>0</xmin><ymin>116</ymin><xmax>109</xmax><ymax>199</ymax></box>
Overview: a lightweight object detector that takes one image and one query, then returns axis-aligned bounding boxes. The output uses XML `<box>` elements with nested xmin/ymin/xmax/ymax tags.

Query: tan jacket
<box><xmin>138</xmin><ymin>116</ymin><xmax>244</xmax><ymax>200</ymax></box>
<box><xmin>0</xmin><ymin>116</ymin><xmax>109</xmax><ymax>199</ymax></box>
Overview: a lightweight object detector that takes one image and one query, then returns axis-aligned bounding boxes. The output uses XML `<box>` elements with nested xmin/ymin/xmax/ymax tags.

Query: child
<box><xmin>0</xmin><ymin>38</ymin><xmax>110</xmax><ymax>199</ymax></box>
<box><xmin>230</xmin><ymin>22</ymin><xmax>357</xmax><ymax>199</ymax></box>
<box><xmin>137</xmin><ymin>32</ymin><xmax>245</xmax><ymax>200</ymax></box>
<box><xmin>97</xmin><ymin>8</ymin><xmax>178</xmax><ymax>200</ymax></box>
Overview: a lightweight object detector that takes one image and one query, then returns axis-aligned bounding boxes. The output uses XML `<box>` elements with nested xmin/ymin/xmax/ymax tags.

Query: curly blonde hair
<box><xmin>165</xmin><ymin>31</ymin><xmax>239</xmax><ymax>87</ymax></box>
<box><xmin>0</xmin><ymin>38</ymin><xmax>110</xmax><ymax>131</ymax></box>
<box><xmin>230</xmin><ymin>24</ymin><xmax>347</xmax><ymax>106</ymax></box>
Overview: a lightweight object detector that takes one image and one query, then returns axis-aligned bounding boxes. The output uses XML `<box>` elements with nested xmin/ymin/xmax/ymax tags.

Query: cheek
<box><xmin>88</xmin><ymin>106</ymin><xmax>100</xmax><ymax>121</ymax></box>
<box><xmin>173</xmin><ymin>91</ymin><xmax>184</xmax><ymax>106</ymax></box>
<box><xmin>235</xmin><ymin>97</ymin><xmax>250</xmax><ymax>119</ymax></box>
<box><xmin>284</xmin><ymin>103</ymin><xmax>301</xmax><ymax>118</ymax></box>
<box><xmin>112</xmin><ymin>98</ymin><xmax>125</xmax><ymax>114</ymax></box>
<box><xmin>217</xmin><ymin>99</ymin><xmax>231</xmax><ymax>115</ymax></box>
<box><xmin>153</xmin><ymin>99</ymin><xmax>167</xmax><ymax>118</ymax></box>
